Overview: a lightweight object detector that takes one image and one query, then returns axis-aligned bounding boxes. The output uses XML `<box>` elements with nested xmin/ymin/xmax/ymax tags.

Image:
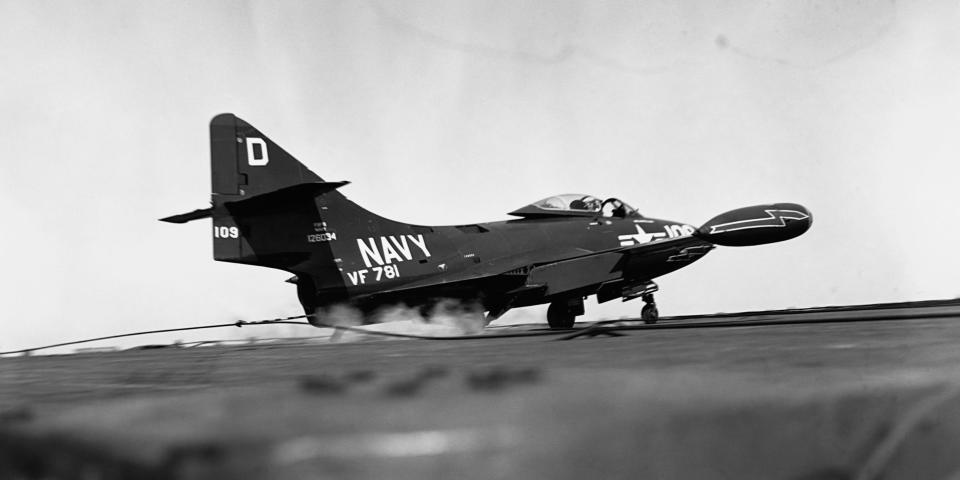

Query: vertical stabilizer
<box><xmin>164</xmin><ymin>113</ymin><xmax>433</xmax><ymax>313</ymax></box>
<box><xmin>210</xmin><ymin>113</ymin><xmax>322</xmax><ymax>203</ymax></box>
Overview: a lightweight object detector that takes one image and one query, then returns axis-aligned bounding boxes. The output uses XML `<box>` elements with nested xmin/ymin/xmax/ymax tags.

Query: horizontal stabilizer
<box><xmin>159</xmin><ymin>208</ymin><xmax>212</xmax><ymax>224</ymax></box>
<box><xmin>221</xmin><ymin>181</ymin><xmax>349</xmax><ymax>216</ymax></box>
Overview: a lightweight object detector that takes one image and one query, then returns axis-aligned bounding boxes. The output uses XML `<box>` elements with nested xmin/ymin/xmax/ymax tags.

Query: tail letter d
<box><xmin>245</xmin><ymin>137</ymin><xmax>269</xmax><ymax>166</ymax></box>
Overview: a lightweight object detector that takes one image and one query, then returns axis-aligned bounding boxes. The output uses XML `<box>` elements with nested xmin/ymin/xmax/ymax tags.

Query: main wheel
<box><xmin>641</xmin><ymin>303</ymin><xmax>659</xmax><ymax>324</ymax></box>
<box><xmin>547</xmin><ymin>301</ymin><xmax>576</xmax><ymax>329</ymax></box>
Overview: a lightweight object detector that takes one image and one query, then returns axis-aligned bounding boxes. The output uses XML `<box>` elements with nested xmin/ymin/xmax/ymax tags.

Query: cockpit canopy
<box><xmin>508</xmin><ymin>193</ymin><xmax>641</xmax><ymax>219</ymax></box>
<box><xmin>532</xmin><ymin>194</ymin><xmax>603</xmax><ymax>212</ymax></box>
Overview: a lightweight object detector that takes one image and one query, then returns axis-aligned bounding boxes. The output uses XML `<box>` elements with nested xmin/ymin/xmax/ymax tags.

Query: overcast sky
<box><xmin>2</xmin><ymin>0</ymin><xmax>959</xmax><ymax>351</ymax></box>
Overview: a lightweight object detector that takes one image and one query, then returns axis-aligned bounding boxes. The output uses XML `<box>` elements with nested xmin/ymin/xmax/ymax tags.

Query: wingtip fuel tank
<box><xmin>696</xmin><ymin>203</ymin><xmax>812</xmax><ymax>247</ymax></box>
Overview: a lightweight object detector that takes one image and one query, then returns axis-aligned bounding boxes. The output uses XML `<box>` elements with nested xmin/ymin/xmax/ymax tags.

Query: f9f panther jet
<box><xmin>162</xmin><ymin>114</ymin><xmax>812</xmax><ymax>329</ymax></box>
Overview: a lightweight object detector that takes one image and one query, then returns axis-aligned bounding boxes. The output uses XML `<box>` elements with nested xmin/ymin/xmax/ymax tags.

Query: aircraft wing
<box><xmin>351</xmin><ymin>236</ymin><xmax>712</xmax><ymax>305</ymax></box>
<box><xmin>348</xmin><ymin>245</ymin><xmax>594</xmax><ymax>303</ymax></box>
<box><xmin>615</xmin><ymin>235</ymin><xmax>715</xmax><ymax>271</ymax></box>
<box><xmin>521</xmin><ymin>235</ymin><xmax>714</xmax><ymax>298</ymax></box>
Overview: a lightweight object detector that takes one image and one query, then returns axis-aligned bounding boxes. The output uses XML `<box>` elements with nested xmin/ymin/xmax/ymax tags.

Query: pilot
<box><xmin>583</xmin><ymin>197</ymin><xmax>601</xmax><ymax>211</ymax></box>
<box><xmin>569</xmin><ymin>199</ymin><xmax>588</xmax><ymax>210</ymax></box>
<box><xmin>613</xmin><ymin>203</ymin><xmax>627</xmax><ymax>217</ymax></box>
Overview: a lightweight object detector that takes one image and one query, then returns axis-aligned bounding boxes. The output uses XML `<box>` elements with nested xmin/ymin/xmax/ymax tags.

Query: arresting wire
<box><xmin>0</xmin><ymin>313</ymin><xmax>572</xmax><ymax>356</ymax></box>
<box><xmin>3</xmin><ymin>306</ymin><xmax>957</xmax><ymax>356</ymax></box>
<box><xmin>0</xmin><ymin>314</ymin><xmax>311</xmax><ymax>356</ymax></box>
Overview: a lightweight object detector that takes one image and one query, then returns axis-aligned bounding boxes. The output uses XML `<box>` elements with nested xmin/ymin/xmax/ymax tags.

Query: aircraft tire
<box><xmin>547</xmin><ymin>301</ymin><xmax>576</xmax><ymax>329</ymax></box>
<box><xmin>641</xmin><ymin>303</ymin><xmax>659</xmax><ymax>324</ymax></box>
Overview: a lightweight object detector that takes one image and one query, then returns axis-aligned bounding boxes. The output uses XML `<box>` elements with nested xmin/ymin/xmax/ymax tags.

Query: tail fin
<box><xmin>203</xmin><ymin>114</ymin><xmax>339</xmax><ymax>269</ymax></box>
<box><xmin>210</xmin><ymin>113</ymin><xmax>322</xmax><ymax>201</ymax></box>
<box><xmin>161</xmin><ymin>113</ymin><xmax>339</xmax><ymax>269</ymax></box>
<box><xmin>162</xmin><ymin>113</ymin><xmax>431</xmax><ymax>312</ymax></box>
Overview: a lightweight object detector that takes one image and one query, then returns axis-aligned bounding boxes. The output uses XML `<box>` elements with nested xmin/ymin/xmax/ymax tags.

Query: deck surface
<box><xmin>3</xmin><ymin>302</ymin><xmax>960</xmax><ymax>479</ymax></box>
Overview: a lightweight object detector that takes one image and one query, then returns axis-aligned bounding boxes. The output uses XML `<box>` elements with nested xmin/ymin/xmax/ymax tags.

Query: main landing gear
<box><xmin>547</xmin><ymin>297</ymin><xmax>585</xmax><ymax>329</ymax></box>
<box><xmin>640</xmin><ymin>293</ymin><xmax>659</xmax><ymax>324</ymax></box>
<box><xmin>546</xmin><ymin>288</ymin><xmax>658</xmax><ymax>329</ymax></box>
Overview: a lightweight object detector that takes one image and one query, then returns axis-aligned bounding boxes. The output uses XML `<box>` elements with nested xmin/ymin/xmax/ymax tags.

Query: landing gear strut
<box><xmin>640</xmin><ymin>294</ymin><xmax>659</xmax><ymax>324</ymax></box>
<box><xmin>547</xmin><ymin>297</ymin><xmax>584</xmax><ymax>329</ymax></box>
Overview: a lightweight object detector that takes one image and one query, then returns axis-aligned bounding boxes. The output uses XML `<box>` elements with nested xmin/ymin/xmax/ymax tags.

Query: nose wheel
<box><xmin>640</xmin><ymin>294</ymin><xmax>659</xmax><ymax>324</ymax></box>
